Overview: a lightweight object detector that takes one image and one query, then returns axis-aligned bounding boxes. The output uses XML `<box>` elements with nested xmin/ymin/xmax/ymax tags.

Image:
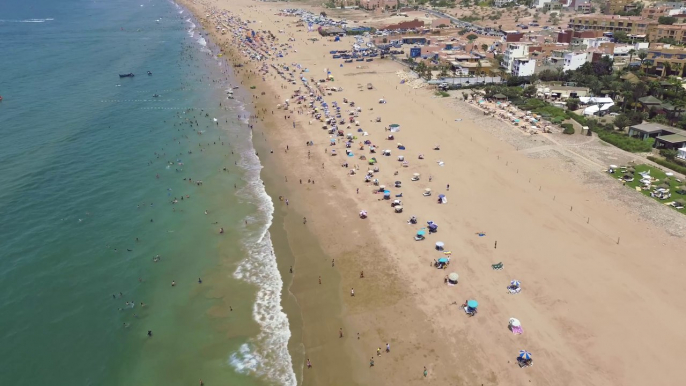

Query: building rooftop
<box><xmin>656</xmin><ymin>134</ymin><xmax>686</xmax><ymax>143</ymax></box>
<box><xmin>571</xmin><ymin>15</ymin><xmax>648</xmax><ymax>21</ymax></box>
<box><xmin>630</xmin><ymin>122</ymin><xmax>677</xmax><ymax>133</ymax></box>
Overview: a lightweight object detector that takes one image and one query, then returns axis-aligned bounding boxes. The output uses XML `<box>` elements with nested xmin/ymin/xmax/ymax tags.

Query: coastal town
<box><xmin>181</xmin><ymin>0</ymin><xmax>686</xmax><ymax>385</ymax></box>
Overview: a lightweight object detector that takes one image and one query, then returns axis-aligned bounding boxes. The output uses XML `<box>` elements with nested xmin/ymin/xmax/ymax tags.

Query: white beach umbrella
<box><xmin>448</xmin><ymin>272</ymin><xmax>459</xmax><ymax>282</ymax></box>
<box><xmin>509</xmin><ymin>318</ymin><xmax>521</xmax><ymax>327</ymax></box>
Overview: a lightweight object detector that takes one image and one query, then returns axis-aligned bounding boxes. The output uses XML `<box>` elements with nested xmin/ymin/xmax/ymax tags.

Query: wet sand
<box><xmin>179</xmin><ymin>1</ymin><xmax>686</xmax><ymax>385</ymax></box>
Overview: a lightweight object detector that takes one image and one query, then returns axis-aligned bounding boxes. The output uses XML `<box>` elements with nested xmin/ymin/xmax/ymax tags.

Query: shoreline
<box><xmin>178</xmin><ymin>1</ymin><xmax>686</xmax><ymax>386</ymax></box>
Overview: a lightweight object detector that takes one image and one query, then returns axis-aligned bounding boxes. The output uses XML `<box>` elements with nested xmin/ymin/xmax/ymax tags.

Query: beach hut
<box><xmin>493</xmin><ymin>93</ymin><xmax>507</xmax><ymax>101</ymax></box>
<box><xmin>448</xmin><ymin>272</ymin><xmax>458</xmax><ymax>284</ymax></box>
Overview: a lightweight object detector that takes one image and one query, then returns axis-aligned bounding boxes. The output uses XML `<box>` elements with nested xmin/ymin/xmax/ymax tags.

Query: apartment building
<box><xmin>604</xmin><ymin>0</ymin><xmax>634</xmax><ymax>15</ymax></box>
<box><xmin>512</xmin><ymin>58</ymin><xmax>536</xmax><ymax>77</ymax></box>
<box><xmin>644</xmin><ymin>43</ymin><xmax>686</xmax><ymax>77</ymax></box>
<box><xmin>502</xmin><ymin>43</ymin><xmax>530</xmax><ymax>74</ymax></box>
<box><xmin>642</xmin><ymin>6</ymin><xmax>670</xmax><ymax>19</ymax></box>
<box><xmin>568</xmin><ymin>15</ymin><xmax>655</xmax><ymax>35</ymax></box>
<box><xmin>648</xmin><ymin>24</ymin><xmax>686</xmax><ymax>43</ymax></box>
<box><xmin>563</xmin><ymin>52</ymin><xmax>589</xmax><ymax>71</ymax></box>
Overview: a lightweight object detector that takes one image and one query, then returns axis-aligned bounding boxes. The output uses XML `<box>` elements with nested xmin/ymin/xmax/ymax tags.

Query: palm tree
<box><xmin>628</xmin><ymin>49</ymin><xmax>636</xmax><ymax>65</ymax></box>
<box><xmin>672</xmin><ymin>62</ymin><xmax>683</xmax><ymax>77</ymax></box>
<box><xmin>638</xmin><ymin>50</ymin><xmax>648</xmax><ymax>70</ymax></box>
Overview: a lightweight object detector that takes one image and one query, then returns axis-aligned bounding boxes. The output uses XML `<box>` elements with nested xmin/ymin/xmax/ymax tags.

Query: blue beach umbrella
<box><xmin>438</xmin><ymin>194</ymin><xmax>445</xmax><ymax>199</ymax></box>
<box><xmin>347</xmin><ymin>152</ymin><xmax>354</xmax><ymax>157</ymax></box>
<box><xmin>438</xmin><ymin>257</ymin><xmax>448</xmax><ymax>263</ymax></box>
<box><xmin>511</xmin><ymin>280</ymin><xmax>521</xmax><ymax>287</ymax></box>
<box><xmin>467</xmin><ymin>300</ymin><xmax>478</xmax><ymax>308</ymax></box>
<box><xmin>518</xmin><ymin>350</ymin><xmax>532</xmax><ymax>360</ymax></box>
<box><xmin>417</xmin><ymin>229</ymin><xmax>426</xmax><ymax>236</ymax></box>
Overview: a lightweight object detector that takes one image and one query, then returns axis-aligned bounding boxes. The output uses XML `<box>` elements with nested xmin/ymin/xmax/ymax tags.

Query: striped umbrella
<box><xmin>518</xmin><ymin>350</ymin><xmax>532</xmax><ymax>360</ymax></box>
<box><xmin>510</xmin><ymin>280</ymin><xmax>521</xmax><ymax>287</ymax></box>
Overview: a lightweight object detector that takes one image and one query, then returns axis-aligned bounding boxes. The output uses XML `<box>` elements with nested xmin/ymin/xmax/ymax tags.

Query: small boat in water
<box><xmin>147</xmin><ymin>71</ymin><xmax>152</xmax><ymax>75</ymax></box>
<box><xmin>119</xmin><ymin>73</ymin><xmax>135</xmax><ymax>78</ymax></box>
<box><xmin>152</xmin><ymin>94</ymin><xmax>160</xmax><ymax>98</ymax></box>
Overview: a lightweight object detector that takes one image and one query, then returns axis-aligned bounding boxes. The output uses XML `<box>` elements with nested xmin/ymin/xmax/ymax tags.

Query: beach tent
<box><xmin>510</xmin><ymin>280</ymin><xmax>521</xmax><ymax>288</ymax></box>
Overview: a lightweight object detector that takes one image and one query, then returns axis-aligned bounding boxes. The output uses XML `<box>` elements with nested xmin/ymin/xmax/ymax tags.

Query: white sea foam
<box><xmin>0</xmin><ymin>18</ymin><xmax>54</xmax><ymax>23</ymax></box>
<box><xmin>230</xmin><ymin>142</ymin><xmax>297</xmax><ymax>386</ymax></box>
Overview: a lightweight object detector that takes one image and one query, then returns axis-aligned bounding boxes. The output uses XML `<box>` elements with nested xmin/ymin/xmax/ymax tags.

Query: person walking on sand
<box><xmin>339</xmin><ymin>328</ymin><xmax>343</xmax><ymax>338</ymax></box>
<box><xmin>303</xmin><ymin>217</ymin><xmax>307</xmax><ymax>224</ymax></box>
<box><xmin>370</xmin><ymin>358</ymin><xmax>374</xmax><ymax>367</ymax></box>
<box><xmin>386</xmin><ymin>343</ymin><xmax>390</xmax><ymax>353</ymax></box>
<box><xmin>377</xmin><ymin>347</ymin><xmax>381</xmax><ymax>356</ymax></box>
<box><xmin>423</xmin><ymin>366</ymin><xmax>428</xmax><ymax>377</ymax></box>
<box><xmin>307</xmin><ymin>359</ymin><xmax>312</xmax><ymax>368</ymax></box>
<box><xmin>319</xmin><ymin>276</ymin><xmax>321</xmax><ymax>285</ymax></box>
<box><xmin>350</xmin><ymin>288</ymin><xmax>354</xmax><ymax>297</ymax></box>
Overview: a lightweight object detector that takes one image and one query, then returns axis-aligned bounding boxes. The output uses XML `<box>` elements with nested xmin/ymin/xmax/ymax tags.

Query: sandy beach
<box><xmin>179</xmin><ymin>1</ymin><xmax>686</xmax><ymax>385</ymax></box>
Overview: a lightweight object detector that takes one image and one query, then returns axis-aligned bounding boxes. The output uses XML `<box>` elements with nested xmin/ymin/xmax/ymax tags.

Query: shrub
<box><xmin>648</xmin><ymin>156</ymin><xmax>686</xmax><ymax>175</ymax></box>
<box><xmin>596</xmin><ymin>131</ymin><xmax>654</xmax><ymax>152</ymax></box>
<box><xmin>561</xmin><ymin>123</ymin><xmax>574</xmax><ymax>134</ymax></box>
<box><xmin>435</xmin><ymin>91</ymin><xmax>450</xmax><ymax>97</ymax></box>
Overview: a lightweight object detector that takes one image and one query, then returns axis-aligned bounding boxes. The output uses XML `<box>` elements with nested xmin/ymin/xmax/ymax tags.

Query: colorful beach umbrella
<box><xmin>467</xmin><ymin>300</ymin><xmax>478</xmax><ymax>308</ymax></box>
<box><xmin>510</xmin><ymin>280</ymin><xmax>521</xmax><ymax>287</ymax></box>
<box><xmin>438</xmin><ymin>257</ymin><xmax>448</xmax><ymax>263</ymax></box>
<box><xmin>518</xmin><ymin>350</ymin><xmax>532</xmax><ymax>360</ymax></box>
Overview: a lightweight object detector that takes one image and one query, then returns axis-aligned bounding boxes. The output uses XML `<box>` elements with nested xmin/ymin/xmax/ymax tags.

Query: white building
<box><xmin>512</xmin><ymin>58</ymin><xmax>536</xmax><ymax>77</ymax></box>
<box><xmin>502</xmin><ymin>43</ymin><xmax>530</xmax><ymax>74</ymax></box>
<box><xmin>678</xmin><ymin>145</ymin><xmax>686</xmax><ymax>160</ymax></box>
<box><xmin>563</xmin><ymin>52</ymin><xmax>587</xmax><ymax>72</ymax></box>
<box><xmin>494</xmin><ymin>0</ymin><xmax>514</xmax><ymax>7</ymax></box>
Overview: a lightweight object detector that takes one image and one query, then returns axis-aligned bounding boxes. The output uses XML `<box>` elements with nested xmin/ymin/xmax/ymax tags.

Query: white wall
<box><xmin>563</xmin><ymin>52</ymin><xmax>587</xmax><ymax>71</ymax></box>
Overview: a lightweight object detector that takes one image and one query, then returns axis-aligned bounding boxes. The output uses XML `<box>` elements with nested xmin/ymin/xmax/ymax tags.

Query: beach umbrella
<box><xmin>509</xmin><ymin>318</ymin><xmax>521</xmax><ymax>327</ymax></box>
<box><xmin>438</xmin><ymin>194</ymin><xmax>445</xmax><ymax>198</ymax></box>
<box><xmin>448</xmin><ymin>272</ymin><xmax>459</xmax><ymax>282</ymax></box>
<box><xmin>395</xmin><ymin>181</ymin><xmax>401</xmax><ymax>185</ymax></box>
<box><xmin>510</xmin><ymin>280</ymin><xmax>521</xmax><ymax>287</ymax></box>
<box><xmin>438</xmin><ymin>257</ymin><xmax>449</xmax><ymax>263</ymax></box>
<box><xmin>467</xmin><ymin>300</ymin><xmax>478</xmax><ymax>308</ymax></box>
<box><xmin>417</xmin><ymin>229</ymin><xmax>426</xmax><ymax>236</ymax></box>
<box><xmin>436</xmin><ymin>241</ymin><xmax>445</xmax><ymax>248</ymax></box>
<box><xmin>389</xmin><ymin>123</ymin><xmax>400</xmax><ymax>128</ymax></box>
<box><xmin>518</xmin><ymin>350</ymin><xmax>532</xmax><ymax>360</ymax></box>
<box><xmin>609</xmin><ymin>164</ymin><xmax>618</xmax><ymax>169</ymax></box>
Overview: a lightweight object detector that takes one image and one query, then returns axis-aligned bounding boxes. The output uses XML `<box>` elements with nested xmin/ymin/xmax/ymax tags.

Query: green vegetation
<box><xmin>561</xmin><ymin>123</ymin><xmax>574</xmax><ymax>134</ymax></box>
<box><xmin>459</xmin><ymin>15</ymin><xmax>480</xmax><ymax>22</ymax></box>
<box><xmin>658</xmin><ymin>16</ymin><xmax>677</xmax><ymax>25</ymax></box>
<box><xmin>596</xmin><ymin>131</ymin><xmax>654</xmax><ymax>152</ymax></box>
<box><xmin>648</xmin><ymin>156</ymin><xmax>686</xmax><ymax>175</ymax></box>
<box><xmin>435</xmin><ymin>90</ymin><xmax>450</xmax><ymax>97</ymax></box>
<box><xmin>621</xmin><ymin>164</ymin><xmax>686</xmax><ymax>212</ymax></box>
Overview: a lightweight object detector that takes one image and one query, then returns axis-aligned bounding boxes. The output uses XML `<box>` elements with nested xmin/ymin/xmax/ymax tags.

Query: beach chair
<box><xmin>492</xmin><ymin>262</ymin><xmax>503</xmax><ymax>270</ymax></box>
<box><xmin>507</xmin><ymin>287</ymin><xmax>521</xmax><ymax>294</ymax></box>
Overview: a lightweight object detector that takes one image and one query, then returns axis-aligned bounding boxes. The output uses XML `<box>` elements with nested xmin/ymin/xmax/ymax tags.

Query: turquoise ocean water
<box><xmin>0</xmin><ymin>1</ymin><xmax>296</xmax><ymax>385</ymax></box>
